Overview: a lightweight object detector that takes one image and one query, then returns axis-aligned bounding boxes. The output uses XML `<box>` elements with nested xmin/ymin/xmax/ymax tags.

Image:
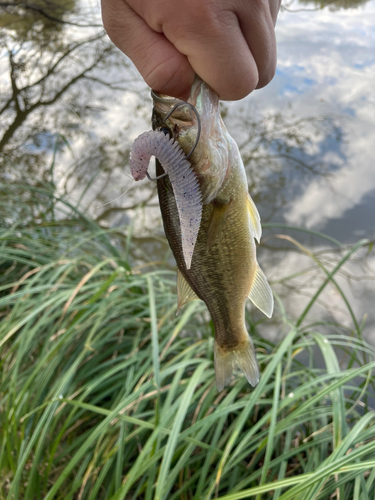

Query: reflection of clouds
<box><xmin>251</xmin><ymin>1</ymin><xmax>375</xmax><ymax>231</ymax></box>
<box><xmin>262</xmin><ymin>244</ymin><xmax>375</xmax><ymax>344</ymax></box>
<box><xmin>286</xmin><ymin>132</ymin><xmax>375</xmax><ymax>228</ymax></box>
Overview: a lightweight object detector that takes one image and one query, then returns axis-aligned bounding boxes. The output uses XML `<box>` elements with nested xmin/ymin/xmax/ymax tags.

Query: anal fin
<box><xmin>248</xmin><ymin>263</ymin><xmax>274</xmax><ymax>318</ymax></box>
<box><xmin>177</xmin><ymin>269</ymin><xmax>199</xmax><ymax>313</ymax></box>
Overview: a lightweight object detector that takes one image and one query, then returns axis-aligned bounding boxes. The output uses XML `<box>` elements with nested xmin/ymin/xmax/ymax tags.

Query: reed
<box><xmin>1</xmin><ymin>183</ymin><xmax>374</xmax><ymax>500</ymax></box>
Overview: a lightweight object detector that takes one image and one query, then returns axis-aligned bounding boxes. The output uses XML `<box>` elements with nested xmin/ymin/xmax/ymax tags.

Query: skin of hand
<box><xmin>101</xmin><ymin>0</ymin><xmax>281</xmax><ymax>101</ymax></box>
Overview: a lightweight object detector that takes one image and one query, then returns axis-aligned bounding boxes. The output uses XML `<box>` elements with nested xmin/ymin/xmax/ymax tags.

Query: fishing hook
<box><xmin>146</xmin><ymin>94</ymin><xmax>201</xmax><ymax>182</ymax></box>
<box><xmin>162</xmin><ymin>101</ymin><xmax>201</xmax><ymax>160</ymax></box>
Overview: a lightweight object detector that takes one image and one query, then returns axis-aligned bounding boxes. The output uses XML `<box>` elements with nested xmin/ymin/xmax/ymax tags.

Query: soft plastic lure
<box><xmin>129</xmin><ymin>129</ymin><xmax>202</xmax><ymax>269</ymax></box>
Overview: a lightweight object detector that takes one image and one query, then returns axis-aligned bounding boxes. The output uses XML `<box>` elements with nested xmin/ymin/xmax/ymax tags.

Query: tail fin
<box><xmin>214</xmin><ymin>337</ymin><xmax>259</xmax><ymax>392</ymax></box>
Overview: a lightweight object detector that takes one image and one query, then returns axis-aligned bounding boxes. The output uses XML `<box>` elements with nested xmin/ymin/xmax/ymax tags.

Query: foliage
<box><xmin>0</xmin><ymin>0</ymin><xmax>76</xmax><ymax>40</ymax></box>
<box><xmin>297</xmin><ymin>0</ymin><xmax>370</xmax><ymax>11</ymax></box>
<box><xmin>0</xmin><ymin>0</ymin><xmax>134</xmax><ymax>187</ymax></box>
<box><xmin>1</xmin><ymin>184</ymin><xmax>375</xmax><ymax>499</ymax></box>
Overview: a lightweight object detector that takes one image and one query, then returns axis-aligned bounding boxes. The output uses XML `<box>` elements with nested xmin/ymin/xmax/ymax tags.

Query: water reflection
<box><xmin>1</xmin><ymin>0</ymin><xmax>374</xmax><ymax>344</ymax></box>
<box><xmin>0</xmin><ymin>0</ymin><xmax>138</xmax><ymax>190</ymax></box>
<box><xmin>0</xmin><ymin>0</ymin><xmax>76</xmax><ymax>39</ymax></box>
<box><xmin>267</xmin><ymin>0</ymin><xmax>375</xmax><ymax>241</ymax></box>
<box><xmin>292</xmin><ymin>0</ymin><xmax>370</xmax><ymax>10</ymax></box>
<box><xmin>223</xmin><ymin>106</ymin><xmax>342</xmax><ymax>222</ymax></box>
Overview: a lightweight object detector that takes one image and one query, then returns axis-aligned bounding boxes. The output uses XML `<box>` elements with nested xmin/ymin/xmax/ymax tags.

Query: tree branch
<box><xmin>21</xmin><ymin>32</ymin><xmax>106</xmax><ymax>92</ymax></box>
<box><xmin>0</xmin><ymin>2</ymin><xmax>102</xmax><ymax>27</ymax></box>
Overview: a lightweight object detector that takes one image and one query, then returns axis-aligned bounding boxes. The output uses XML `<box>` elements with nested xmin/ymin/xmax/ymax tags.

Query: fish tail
<box><xmin>214</xmin><ymin>336</ymin><xmax>259</xmax><ymax>392</ymax></box>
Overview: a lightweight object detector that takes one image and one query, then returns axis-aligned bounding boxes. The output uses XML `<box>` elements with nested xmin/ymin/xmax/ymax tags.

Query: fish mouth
<box><xmin>151</xmin><ymin>78</ymin><xmax>218</xmax><ymax>137</ymax></box>
<box><xmin>151</xmin><ymin>90</ymin><xmax>181</xmax><ymax>123</ymax></box>
<box><xmin>150</xmin><ymin>90</ymin><xmax>177</xmax><ymax>105</ymax></box>
<box><xmin>151</xmin><ymin>93</ymin><xmax>198</xmax><ymax>136</ymax></box>
<box><xmin>151</xmin><ymin>78</ymin><xmax>205</xmax><ymax>112</ymax></box>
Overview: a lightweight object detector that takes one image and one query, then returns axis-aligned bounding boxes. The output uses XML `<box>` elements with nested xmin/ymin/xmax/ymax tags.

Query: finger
<box><xmin>162</xmin><ymin>9</ymin><xmax>260</xmax><ymax>100</ymax></box>
<box><xmin>269</xmin><ymin>0</ymin><xmax>282</xmax><ymax>25</ymax></box>
<box><xmin>126</xmin><ymin>0</ymin><xmax>259</xmax><ymax>100</ymax></box>
<box><xmin>101</xmin><ymin>0</ymin><xmax>195</xmax><ymax>99</ymax></box>
<box><xmin>235</xmin><ymin>0</ymin><xmax>278</xmax><ymax>89</ymax></box>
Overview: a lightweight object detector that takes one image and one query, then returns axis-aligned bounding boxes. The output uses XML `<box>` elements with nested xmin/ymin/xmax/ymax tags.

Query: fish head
<box><xmin>152</xmin><ymin>78</ymin><xmax>230</xmax><ymax>203</ymax></box>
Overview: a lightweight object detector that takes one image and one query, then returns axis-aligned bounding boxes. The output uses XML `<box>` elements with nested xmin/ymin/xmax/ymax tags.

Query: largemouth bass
<box><xmin>133</xmin><ymin>78</ymin><xmax>273</xmax><ymax>391</ymax></box>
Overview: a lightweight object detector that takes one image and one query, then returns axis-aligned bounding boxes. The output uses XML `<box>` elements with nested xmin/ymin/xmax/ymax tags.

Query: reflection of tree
<box><xmin>0</xmin><ymin>0</ymin><xmax>135</xmax><ymax>187</ymax></box>
<box><xmin>283</xmin><ymin>0</ymin><xmax>370</xmax><ymax>11</ymax></box>
<box><xmin>0</xmin><ymin>0</ymin><xmax>76</xmax><ymax>40</ymax></box>
<box><xmin>222</xmin><ymin>105</ymin><xmax>344</xmax><ymax>222</ymax></box>
<box><xmin>1</xmin><ymin>34</ymin><xmax>103</xmax><ymax>150</ymax></box>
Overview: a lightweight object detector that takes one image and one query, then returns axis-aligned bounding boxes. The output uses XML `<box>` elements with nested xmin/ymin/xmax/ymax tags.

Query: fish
<box><xmin>133</xmin><ymin>77</ymin><xmax>273</xmax><ymax>391</ymax></box>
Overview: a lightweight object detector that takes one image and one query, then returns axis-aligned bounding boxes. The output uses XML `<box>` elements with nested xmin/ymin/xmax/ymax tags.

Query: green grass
<box><xmin>1</xmin><ymin>183</ymin><xmax>375</xmax><ymax>500</ymax></box>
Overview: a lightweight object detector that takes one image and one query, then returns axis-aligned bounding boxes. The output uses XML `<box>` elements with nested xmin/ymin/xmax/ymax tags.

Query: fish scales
<box><xmin>151</xmin><ymin>78</ymin><xmax>273</xmax><ymax>391</ymax></box>
<box><xmin>156</xmin><ymin>164</ymin><xmax>254</xmax><ymax>349</ymax></box>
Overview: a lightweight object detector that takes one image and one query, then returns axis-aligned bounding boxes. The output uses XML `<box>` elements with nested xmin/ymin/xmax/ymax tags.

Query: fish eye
<box><xmin>160</xmin><ymin>126</ymin><xmax>171</xmax><ymax>138</ymax></box>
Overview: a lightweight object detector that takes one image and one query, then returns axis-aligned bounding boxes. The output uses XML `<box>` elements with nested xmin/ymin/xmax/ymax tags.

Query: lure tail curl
<box><xmin>129</xmin><ymin>130</ymin><xmax>203</xmax><ymax>269</ymax></box>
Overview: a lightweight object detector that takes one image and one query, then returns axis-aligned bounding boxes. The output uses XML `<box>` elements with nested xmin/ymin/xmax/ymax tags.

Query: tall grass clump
<box><xmin>1</xmin><ymin>182</ymin><xmax>375</xmax><ymax>500</ymax></box>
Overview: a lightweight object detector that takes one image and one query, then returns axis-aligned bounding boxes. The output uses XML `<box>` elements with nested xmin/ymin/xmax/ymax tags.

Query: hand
<box><xmin>101</xmin><ymin>0</ymin><xmax>280</xmax><ymax>101</ymax></box>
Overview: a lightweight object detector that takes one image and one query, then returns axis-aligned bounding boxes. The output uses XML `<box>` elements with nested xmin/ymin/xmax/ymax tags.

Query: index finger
<box><xmin>101</xmin><ymin>0</ymin><xmax>195</xmax><ymax>99</ymax></box>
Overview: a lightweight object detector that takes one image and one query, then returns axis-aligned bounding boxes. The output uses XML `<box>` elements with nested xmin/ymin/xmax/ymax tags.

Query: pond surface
<box><xmin>1</xmin><ymin>0</ymin><xmax>375</xmax><ymax>344</ymax></box>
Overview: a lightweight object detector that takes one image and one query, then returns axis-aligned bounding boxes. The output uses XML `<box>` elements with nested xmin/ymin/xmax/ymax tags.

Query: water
<box><xmin>1</xmin><ymin>0</ymin><xmax>374</xmax><ymax>343</ymax></box>
<box><xmin>270</xmin><ymin>0</ymin><xmax>375</xmax><ymax>241</ymax></box>
<box><xmin>256</xmin><ymin>0</ymin><xmax>375</xmax><ymax>344</ymax></box>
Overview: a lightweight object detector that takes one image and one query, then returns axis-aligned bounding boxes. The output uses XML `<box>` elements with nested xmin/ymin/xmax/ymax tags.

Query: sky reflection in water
<box><xmin>258</xmin><ymin>0</ymin><xmax>375</xmax><ymax>240</ymax></box>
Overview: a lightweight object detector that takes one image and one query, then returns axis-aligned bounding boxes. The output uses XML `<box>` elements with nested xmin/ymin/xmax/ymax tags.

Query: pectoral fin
<box><xmin>206</xmin><ymin>200</ymin><xmax>232</xmax><ymax>252</ymax></box>
<box><xmin>248</xmin><ymin>263</ymin><xmax>274</xmax><ymax>318</ymax></box>
<box><xmin>177</xmin><ymin>269</ymin><xmax>199</xmax><ymax>313</ymax></box>
<box><xmin>246</xmin><ymin>193</ymin><xmax>261</xmax><ymax>243</ymax></box>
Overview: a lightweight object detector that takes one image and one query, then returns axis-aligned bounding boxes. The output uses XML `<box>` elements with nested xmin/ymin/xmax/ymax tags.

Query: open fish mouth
<box><xmin>150</xmin><ymin>91</ymin><xmax>176</xmax><ymax>104</ymax></box>
<box><xmin>152</xmin><ymin>92</ymin><xmax>199</xmax><ymax>139</ymax></box>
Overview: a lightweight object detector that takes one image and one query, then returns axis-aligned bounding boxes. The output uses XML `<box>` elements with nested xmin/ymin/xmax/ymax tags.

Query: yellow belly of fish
<box><xmin>190</xmin><ymin>200</ymin><xmax>255</xmax><ymax>350</ymax></box>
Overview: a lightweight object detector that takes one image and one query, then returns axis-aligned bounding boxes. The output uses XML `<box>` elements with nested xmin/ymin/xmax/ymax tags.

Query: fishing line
<box><xmin>96</xmin><ymin>175</ymin><xmax>135</xmax><ymax>209</ymax></box>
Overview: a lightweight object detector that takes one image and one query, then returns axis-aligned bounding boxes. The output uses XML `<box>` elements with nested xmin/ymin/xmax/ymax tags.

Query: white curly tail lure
<box><xmin>129</xmin><ymin>130</ymin><xmax>202</xmax><ymax>269</ymax></box>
